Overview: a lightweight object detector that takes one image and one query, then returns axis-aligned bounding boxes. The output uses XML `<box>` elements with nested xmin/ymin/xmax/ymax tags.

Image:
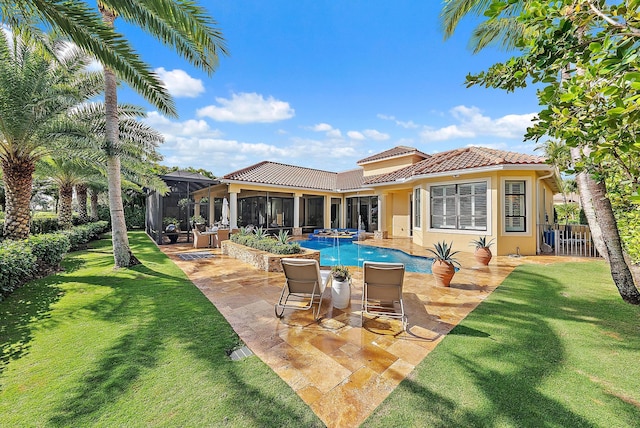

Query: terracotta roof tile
<box><xmin>364</xmin><ymin>147</ymin><xmax>547</xmax><ymax>184</ymax></box>
<box><xmin>357</xmin><ymin>145</ymin><xmax>429</xmax><ymax>164</ymax></box>
<box><xmin>336</xmin><ymin>168</ymin><xmax>364</xmax><ymax>190</ymax></box>
<box><xmin>223</xmin><ymin>161</ymin><xmax>340</xmax><ymax>191</ymax></box>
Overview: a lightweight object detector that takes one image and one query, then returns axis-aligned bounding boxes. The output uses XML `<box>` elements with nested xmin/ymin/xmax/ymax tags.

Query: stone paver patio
<box><xmin>159</xmin><ymin>238</ymin><xmax>581</xmax><ymax>428</ymax></box>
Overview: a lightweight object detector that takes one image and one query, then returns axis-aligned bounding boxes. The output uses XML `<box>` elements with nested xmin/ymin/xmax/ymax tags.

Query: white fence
<box><xmin>538</xmin><ymin>223</ymin><xmax>600</xmax><ymax>258</ymax></box>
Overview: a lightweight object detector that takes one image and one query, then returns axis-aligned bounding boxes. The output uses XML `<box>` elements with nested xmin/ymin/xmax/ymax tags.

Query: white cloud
<box><xmin>327</xmin><ymin>129</ymin><xmax>342</xmax><ymax>138</ymax></box>
<box><xmin>143</xmin><ymin>111</ymin><xmax>222</xmax><ymax>140</ymax></box>
<box><xmin>197</xmin><ymin>92</ymin><xmax>294</xmax><ymax>123</ymax></box>
<box><xmin>378</xmin><ymin>114</ymin><xmax>420</xmax><ymax>129</ymax></box>
<box><xmin>363</xmin><ymin>129</ymin><xmax>390</xmax><ymax>141</ymax></box>
<box><xmin>306</xmin><ymin>122</ymin><xmax>343</xmax><ymax>138</ymax></box>
<box><xmin>420</xmin><ymin>105</ymin><xmax>536</xmax><ymax>142</ymax></box>
<box><xmin>421</xmin><ymin>125</ymin><xmax>476</xmax><ymax>141</ymax></box>
<box><xmin>347</xmin><ymin>131</ymin><xmax>365</xmax><ymax>140</ymax></box>
<box><xmin>154</xmin><ymin>67</ymin><xmax>205</xmax><ymax>98</ymax></box>
<box><xmin>310</xmin><ymin>123</ymin><xmax>333</xmax><ymax>132</ymax></box>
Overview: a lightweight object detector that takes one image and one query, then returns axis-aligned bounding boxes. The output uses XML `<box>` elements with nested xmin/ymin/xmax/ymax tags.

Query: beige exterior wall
<box><xmin>370</xmin><ymin>169</ymin><xmax>556</xmax><ymax>256</ymax></box>
<box><xmin>360</xmin><ymin>155</ymin><xmax>425</xmax><ymax>177</ymax></box>
<box><xmin>191</xmin><ymin>166</ymin><xmax>556</xmax><ymax>255</ymax></box>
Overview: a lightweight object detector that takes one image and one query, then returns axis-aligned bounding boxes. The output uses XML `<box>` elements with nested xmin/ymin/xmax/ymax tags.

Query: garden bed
<box><xmin>221</xmin><ymin>240</ymin><xmax>319</xmax><ymax>272</ymax></box>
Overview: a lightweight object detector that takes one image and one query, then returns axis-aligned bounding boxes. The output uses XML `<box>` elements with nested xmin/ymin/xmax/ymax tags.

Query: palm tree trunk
<box><xmin>571</xmin><ymin>148</ymin><xmax>608</xmax><ymax>260</ymax></box>
<box><xmin>58</xmin><ymin>182</ymin><xmax>73</xmax><ymax>229</ymax></box>
<box><xmin>1</xmin><ymin>158</ymin><xmax>34</xmax><ymax>240</ymax></box>
<box><xmin>76</xmin><ymin>184</ymin><xmax>89</xmax><ymax>223</ymax></box>
<box><xmin>90</xmin><ymin>188</ymin><xmax>99</xmax><ymax>221</ymax></box>
<box><xmin>589</xmin><ymin>178</ymin><xmax>640</xmax><ymax>304</ymax></box>
<box><xmin>100</xmin><ymin>5</ymin><xmax>137</xmax><ymax>268</ymax></box>
<box><xmin>570</xmin><ymin>148</ymin><xmax>640</xmax><ymax>304</ymax></box>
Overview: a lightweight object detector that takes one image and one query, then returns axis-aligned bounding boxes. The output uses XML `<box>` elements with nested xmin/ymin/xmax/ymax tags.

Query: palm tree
<box><xmin>47</xmin><ymin>101</ymin><xmax>167</xmax><ymax>230</ymax></box>
<box><xmin>75</xmin><ymin>183</ymin><xmax>90</xmax><ymax>223</ymax></box>
<box><xmin>97</xmin><ymin>2</ymin><xmax>225</xmax><ymax>267</ymax></box>
<box><xmin>36</xmin><ymin>157</ymin><xmax>92</xmax><ymax>228</ymax></box>
<box><xmin>3</xmin><ymin>1</ymin><xmax>227</xmax><ymax>267</ymax></box>
<box><xmin>1</xmin><ymin>1</ymin><xmax>175</xmax><ymax>116</ymax></box>
<box><xmin>0</xmin><ymin>31</ymin><xmax>103</xmax><ymax>239</ymax></box>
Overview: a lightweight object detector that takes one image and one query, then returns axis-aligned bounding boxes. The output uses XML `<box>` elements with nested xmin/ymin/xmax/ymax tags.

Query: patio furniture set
<box><xmin>275</xmin><ymin>258</ymin><xmax>407</xmax><ymax>330</ymax></box>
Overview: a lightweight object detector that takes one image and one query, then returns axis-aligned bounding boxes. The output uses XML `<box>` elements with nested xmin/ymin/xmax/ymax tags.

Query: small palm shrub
<box><xmin>274</xmin><ymin>230</ymin><xmax>291</xmax><ymax>245</ymax></box>
<box><xmin>426</xmin><ymin>241</ymin><xmax>461</xmax><ymax>266</ymax></box>
<box><xmin>469</xmin><ymin>236</ymin><xmax>495</xmax><ymax>250</ymax></box>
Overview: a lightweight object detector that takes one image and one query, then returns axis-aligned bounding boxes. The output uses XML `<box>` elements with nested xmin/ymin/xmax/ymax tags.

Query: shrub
<box><xmin>58</xmin><ymin>221</ymin><xmax>109</xmax><ymax>251</ymax></box>
<box><xmin>31</xmin><ymin>212</ymin><xmax>60</xmax><ymax>234</ymax></box>
<box><xmin>0</xmin><ymin>241</ymin><xmax>37</xmax><ymax>299</ymax></box>
<box><xmin>26</xmin><ymin>233</ymin><xmax>71</xmax><ymax>273</ymax></box>
<box><xmin>230</xmin><ymin>233</ymin><xmax>301</xmax><ymax>255</ymax></box>
<box><xmin>0</xmin><ymin>221</ymin><xmax>108</xmax><ymax>301</ymax></box>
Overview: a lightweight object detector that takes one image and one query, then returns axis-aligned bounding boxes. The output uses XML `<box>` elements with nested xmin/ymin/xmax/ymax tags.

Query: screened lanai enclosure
<box><xmin>146</xmin><ymin>171</ymin><xmax>218</xmax><ymax>244</ymax></box>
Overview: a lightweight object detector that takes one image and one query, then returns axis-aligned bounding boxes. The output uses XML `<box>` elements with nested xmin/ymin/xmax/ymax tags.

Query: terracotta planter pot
<box><xmin>432</xmin><ymin>260</ymin><xmax>456</xmax><ymax>287</ymax></box>
<box><xmin>474</xmin><ymin>247</ymin><xmax>492</xmax><ymax>265</ymax></box>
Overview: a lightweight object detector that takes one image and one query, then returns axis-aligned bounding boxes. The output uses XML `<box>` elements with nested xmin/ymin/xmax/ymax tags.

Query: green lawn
<box><xmin>0</xmin><ymin>232</ymin><xmax>322</xmax><ymax>427</ymax></box>
<box><xmin>363</xmin><ymin>261</ymin><xmax>640</xmax><ymax>427</ymax></box>
<box><xmin>3</xmin><ymin>233</ymin><xmax>639</xmax><ymax>427</ymax></box>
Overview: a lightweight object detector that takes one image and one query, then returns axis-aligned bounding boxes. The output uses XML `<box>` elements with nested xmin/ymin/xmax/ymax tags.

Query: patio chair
<box><xmin>275</xmin><ymin>258</ymin><xmax>331</xmax><ymax>320</ymax></box>
<box><xmin>361</xmin><ymin>261</ymin><xmax>407</xmax><ymax>331</ymax></box>
<box><xmin>192</xmin><ymin>228</ymin><xmax>210</xmax><ymax>249</ymax></box>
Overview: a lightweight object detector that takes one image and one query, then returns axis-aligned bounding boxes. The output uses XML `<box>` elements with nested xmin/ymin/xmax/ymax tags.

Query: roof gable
<box><xmin>357</xmin><ymin>145</ymin><xmax>429</xmax><ymax>165</ymax></box>
<box><xmin>364</xmin><ymin>147</ymin><xmax>547</xmax><ymax>184</ymax></box>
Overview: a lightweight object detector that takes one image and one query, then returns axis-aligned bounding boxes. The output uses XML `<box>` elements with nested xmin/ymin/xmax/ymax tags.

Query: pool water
<box><xmin>299</xmin><ymin>238</ymin><xmax>433</xmax><ymax>274</ymax></box>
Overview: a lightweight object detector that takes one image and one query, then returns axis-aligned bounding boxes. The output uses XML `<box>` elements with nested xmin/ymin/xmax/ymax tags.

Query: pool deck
<box><xmin>159</xmin><ymin>237</ymin><xmax>590</xmax><ymax>428</ymax></box>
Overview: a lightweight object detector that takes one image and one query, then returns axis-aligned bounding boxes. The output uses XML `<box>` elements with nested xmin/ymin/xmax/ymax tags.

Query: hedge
<box><xmin>0</xmin><ymin>221</ymin><xmax>110</xmax><ymax>301</ymax></box>
<box><xmin>230</xmin><ymin>234</ymin><xmax>301</xmax><ymax>255</ymax></box>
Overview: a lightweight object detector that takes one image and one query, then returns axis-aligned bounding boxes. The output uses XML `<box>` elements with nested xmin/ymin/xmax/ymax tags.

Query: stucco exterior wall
<box><xmin>376</xmin><ymin>169</ymin><xmax>552</xmax><ymax>257</ymax></box>
<box><xmin>361</xmin><ymin>155</ymin><xmax>424</xmax><ymax>177</ymax></box>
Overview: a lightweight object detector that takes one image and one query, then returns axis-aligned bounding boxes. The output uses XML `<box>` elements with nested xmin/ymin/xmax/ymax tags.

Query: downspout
<box><xmin>537</xmin><ymin>169</ymin><xmax>556</xmax><ymax>253</ymax></box>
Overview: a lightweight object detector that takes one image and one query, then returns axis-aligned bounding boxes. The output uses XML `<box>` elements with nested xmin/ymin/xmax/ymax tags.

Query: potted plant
<box><xmin>426</xmin><ymin>241</ymin><xmax>461</xmax><ymax>287</ymax></box>
<box><xmin>163</xmin><ymin>217</ymin><xmax>180</xmax><ymax>244</ymax></box>
<box><xmin>330</xmin><ymin>265</ymin><xmax>351</xmax><ymax>309</ymax></box>
<box><xmin>192</xmin><ymin>215</ymin><xmax>206</xmax><ymax>231</ymax></box>
<box><xmin>470</xmin><ymin>236</ymin><xmax>495</xmax><ymax>266</ymax></box>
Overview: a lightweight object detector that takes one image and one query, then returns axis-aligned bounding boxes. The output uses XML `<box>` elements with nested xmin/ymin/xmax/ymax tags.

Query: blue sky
<box><xmin>114</xmin><ymin>1</ymin><xmax>541</xmax><ymax>176</ymax></box>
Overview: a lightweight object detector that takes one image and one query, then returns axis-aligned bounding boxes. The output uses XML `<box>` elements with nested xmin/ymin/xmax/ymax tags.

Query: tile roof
<box><xmin>336</xmin><ymin>168</ymin><xmax>365</xmax><ymax>190</ymax></box>
<box><xmin>222</xmin><ymin>161</ymin><xmax>341</xmax><ymax>191</ymax></box>
<box><xmin>364</xmin><ymin>147</ymin><xmax>547</xmax><ymax>184</ymax></box>
<box><xmin>357</xmin><ymin>145</ymin><xmax>430</xmax><ymax>164</ymax></box>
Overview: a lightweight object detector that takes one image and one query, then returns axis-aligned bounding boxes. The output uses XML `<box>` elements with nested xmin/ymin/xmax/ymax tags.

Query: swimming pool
<box><xmin>299</xmin><ymin>238</ymin><xmax>434</xmax><ymax>273</ymax></box>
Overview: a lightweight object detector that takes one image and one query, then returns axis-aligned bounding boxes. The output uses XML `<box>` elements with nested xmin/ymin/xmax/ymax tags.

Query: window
<box><xmin>414</xmin><ymin>188</ymin><xmax>421</xmax><ymax>229</ymax></box>
<box><xmin>431</xmin><ymin>182</ymin><xmax>487</xmax><ymax>231</ymax></box>
<box><xmin>505</xmin><ymin>180</ymin><xmax>526</xmax><ymax>232</ymax></box>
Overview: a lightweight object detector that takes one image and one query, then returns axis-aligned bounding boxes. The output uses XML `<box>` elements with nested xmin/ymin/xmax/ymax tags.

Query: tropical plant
<box><xmin>94</xmin><ymin>1</ymin><xmax>227</xmax><ymax>268</ymax></box>
<box><xmin>0</xmin><ymin>31</ymin><xmax>103</xmax><ymax>240</ymax></box>
<box><xmin>253</xmin><ymin>227</ymin><xmax>268</xmax><ymax>239</ymax></box>
<box><xmin>163</xmin><ymin>217</ymin><xmax>179</xmax><ymax>228</ymax></box>
<box><xmin>36</xmin><ymin>157</ymin><xmax>93</xmax><ymax>229</ymax></box>
<box><xmin>192</xmin><ymin>215</ymin><xmax>206</xmax><ymax>225</ymax></box>
<box><xmin>238</xmin><ymin>226</ymin><xmax>252</xmax><ymax>236</ymax></box>
<box><xmin>275</xmin><ymin>230</ymin><xmax>291</xmax><ymax>245</ymax></box>
<box><xmin>469</xmin><ymin>236</ymin><xmax>495</xmax><ymax>250</ymax></box>
<box><xmin>426</xmin><ymin>241</ymin><xmax>461</xmax><ymax>267</ymax></box>
<box><xmin>75</xmin><ymin>183</ymin><xmax>89</xmax><ymax>223</ymax></box>
<box><xmin>330</xmin><ymin>265</ymin><xmax>351</xmax><ymax>282</ymax></box>
<box><xmin>440</xmin><ymin>0</ymin><xmax>640</xmax><ymax>304</ymax></box>
<box><xmin>178</xmin><ymin>198</ymin><xmax>191</xmax><ymax>209</ymax></box>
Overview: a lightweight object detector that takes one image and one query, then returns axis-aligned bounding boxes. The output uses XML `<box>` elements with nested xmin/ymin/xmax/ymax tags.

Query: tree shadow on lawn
<box><xmin>0</xmin><ymin>255</ymin><xmax>88</xmax><ymax>377</ymax></box>
<box><xmin>364</xmin><ymin>264</ymin><xmax>640</xmax><ymax>427</ymax></box>
<box><xmin>47</xmin><ymin>233</ymin><xmax>321</xmax><ymax>427</ymax></box>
